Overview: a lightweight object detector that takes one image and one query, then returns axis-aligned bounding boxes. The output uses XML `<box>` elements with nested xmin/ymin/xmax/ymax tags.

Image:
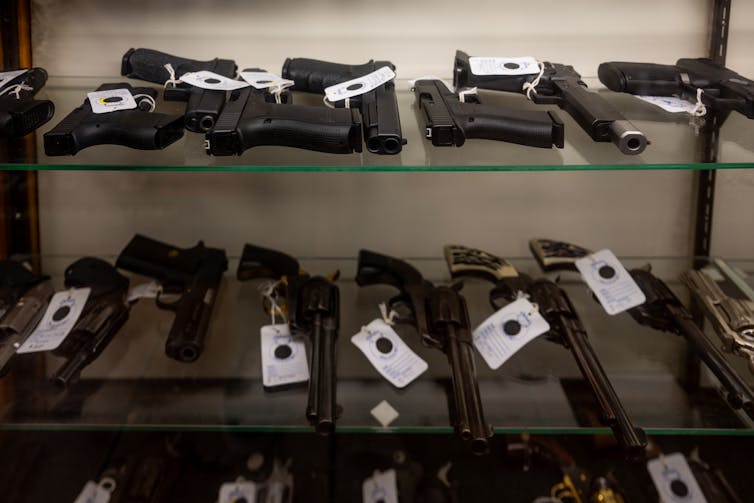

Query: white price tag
<box><xmin>469</xmin><ymin>56</ymin><xmax>540</xmax><ymax>76</ymax></box>
<box><xmin>73</xmin><ymin>480</ymin><xmax>112</xmax><ymax>503</ymax></box>
<box><xmin>472</xmin><ymin>298</ymin><xmax>550</xmax><ymax>370</ymax></box>
<box><xmin>260</xmin><ymin>324</ymin><xmax>309</xmax><ymax>388</ymax></box>
<box><xmin>218</xmin><ymin>481</ymin><xmax>257</xmax><ymax>503</ymax></box>
<box><xmin>0</xmin><ymin>69</ymin><xmax>28</xmax><ymax>90</ymax></box>
<box><xmin>575</xmin><ymin>249</ymin><xmax>646</xmax><ymax>315</ymax></box>
<box><xmin>126</xmin><ymin>281</ymin><xmax>161</xmax><ymax>303</ymax></box>
<box><xmin>17</xmin><ymin>287</ymin><xmax>90</xmax><ymax>353</ymax></box>
<box><xmin>362</xmin><ymin>469</ymin><xmax>398</xmax><ymax>503</ymax></box>
<box><xmin>637</xmin><ymin>96</ymin><xmax>697</xmax><ymax>114</ymax></box>
<box><xmin>179</xmin><ymin>71</ymin><xmax>248</xmax><ymax>91</ymax></box>
<box><xmin>647</xmin><ymin>453</ymin><xmax>708</xmax><ymax>503</ymax></box>
<box><xmin>351</xmin><ymin>319</ymin><xmax>427</xmax><ymax>388</ymax></box>
<box><xmin>324</xmin><ymin>66</ymin><xmax>395</xmax><ymax>102</ymax></box>
<box><xmin>87</xmin><ymin>89</ymin><xmax>137</xmax><ymax>114</ymax></box>
<box><xmin>240</xmin><ymin>71</ymin><xmax>294</xmax><ymax>90</ymax></box>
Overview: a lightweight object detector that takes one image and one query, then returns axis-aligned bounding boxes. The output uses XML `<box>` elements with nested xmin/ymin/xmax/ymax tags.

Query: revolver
<box><xmin>115</xmin><ymin>234</ymin><xmax>227</xmax><ymax>363</ymax></box>
<box><xmin>445</xmin><ymin>245</ymin><xmax>647</xmax><ymax>459</ymax></box>
<box><xmin>52</xmin><ymin>258</ymin><xmax>130</xmax><ymax>387</ymax></box>
<box><xmin>414</xmin><ymin>78</ymin><xmax>564</xmax><ymax>148</ymax></box>
<box><xmin>122</xmin><ymin>48</ymin><xmax>238</xmax><ymax>132</ymax></box>
<box><xmin>529</xmin><ymin>238</ymin><xmax>754</xmax><ymax>420</ymax></box>
<box><xmin>454</xmin><ymin>50</ymin><xmax>648</xmax><ymax>155</ymax></box>
<box><xmin>355</xmin><ymin>249</ymin><xmax>492</xmax><ymax>454</ymax></box>
<box><xmin>237</xmin><ymin>244</ymin><xmax>340</xmax><ymax>434</ymax></box>
<box><xmin>681</xmin><ymin>270</ymin><xmax>754</xmax><ymax>374</ymax></box>
<box><xmin>598</xmin><ymin>58</ymin><xmax>754</xmax><ymax>120</ymax></box>
<box><xmin>206</xmin><ymin>68</ymin><xmax>362</xmax><ymax>155</ymax></box>
<box><xmin>43</xmin><ymin>83</ymin><xmax>184</xmax><ymax>155</ymax></box>
<box><xmin>0</xmin><ymin>67</ymin><xmax>55</xmax><ymax>137</ymax></box>
<box><xmin>0</xmin><ymin>260</ymin><xmax>54</xmax><ymax>375</ymax></box>
<box><xmin>281</xmin><ymin>57</ymin><xmax>405</xmax><ymax>154</ymax></box>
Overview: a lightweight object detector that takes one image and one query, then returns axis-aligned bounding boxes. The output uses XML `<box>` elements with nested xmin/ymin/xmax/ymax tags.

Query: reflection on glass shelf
<box><xmin>1</xmin><ymin>77</ymin><xmax>753</xmax><ymax>171</ymax></box>
<box><xmin>0</xmin><ymin>256</ymin><xmax>751</xmax><ymax>434</ymax></box>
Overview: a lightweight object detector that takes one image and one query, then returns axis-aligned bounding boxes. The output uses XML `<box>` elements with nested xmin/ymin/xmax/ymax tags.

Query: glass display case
<box><xmin>1</xmin><ymin>0</ymin><xmax>753</xmax><ymax>501</ymax></box>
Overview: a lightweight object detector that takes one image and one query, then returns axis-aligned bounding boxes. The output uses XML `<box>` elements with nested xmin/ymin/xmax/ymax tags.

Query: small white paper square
<box><xmin>88</xmin><ymin>89</ymin><xmax>137</xmax><ymax>114</ymax></box>
<box><xmin>370</xmin><ymin>400</ymin><xmax>399</xmax><ymax>427</ymax></box>
<box><xmin>575</xmin><ymin>249</ymin><xmax>646</xmax><ymax>315</ymax></box>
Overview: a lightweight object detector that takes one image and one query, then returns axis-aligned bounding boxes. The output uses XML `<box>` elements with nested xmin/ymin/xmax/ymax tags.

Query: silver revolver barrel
<box><xmin>681</xmin><ymin>270</ymin><xmax>754</xmax><ymax>373</ymax></box>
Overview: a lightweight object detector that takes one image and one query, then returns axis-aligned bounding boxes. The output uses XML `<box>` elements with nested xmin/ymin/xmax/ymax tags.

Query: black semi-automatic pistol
<box><xmin>529</xmin><ymin>238</ymin><xmax>754</xmax><ymax>420</ymax></box>
<box><xmin>206</xmin><ymin>68</ymin><xmax>362</xmax><ymax>155</ymax></box>
<box><xmin>116</xmin><ymin>234</ymin><xmax>227</xmax><ymax>363</ymax></box>
<box><xmin>445</xmin><ymin>244</ymin><xmax>647</xmax><ymax>459</ymax></box>
<box><xmin>122</xmin><ymin>48</ymin><xmax>238</xmax><ymax>132</ymax></box>
<box><xmin>0</xmin><ymin>67</ymin><xmax>55</xmax><ymax>137</ymax></box>
<box><xmin>282</xmin><ymin>57</ymin><xmax>405</xmax><ymax>154</ymax></box>
<box><xmin>413</xmin><ymin>78</ymin><xmax>564</xmax><ymax>148</ymax></box>
<box><xmin>0</xmin><ymin>260</ymin><xmax>54</xmax><ymax>375</ymax></box>
<box><xmin>43</xmin><ymin>83</ymin><xmax>184</xmax><ymax>155</ymax></box>
<box><xmin>355</xmin><ymin>249</ymin><xmax>493</xmax><ymax>454</ymax></box>
<box><xmin>454</xmin><ymin>50</ymin><xmax>647</xmax><ymax>155</ymax></box>
<box><xmin>237</xmin><ymin>244</ymin><xmax>340</xmax><ymax>434</ymax></box>
<box><xmin>599</xmin><ymin>58</ymin><xmax>754</xmax><ymax>121</ymax></box>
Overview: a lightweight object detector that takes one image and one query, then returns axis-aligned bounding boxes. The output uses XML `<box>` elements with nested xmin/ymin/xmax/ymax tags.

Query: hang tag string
<box><xmin>323</xmin><ymin>96</ymin><xmax>351</xmax><ymax>109</ymax></box>
<box><xmin>163</xmin><ymin>63</ymin><xmax>180</xmax><ymax>88</ymax></box>
<box><xmin>690</xmin><ymin>88</ymin><xmax>707</xmax><ymax>117</ymax></box>
<box><xmin>458</xmin><ymin>87</ymin><xmax>478</xmax><ymax>103</ymax></box>
<box><xmin>0</xmin><ymin>83</ymin><xmax>32</xmax><ymax>99</ymax></box>
<box><xmin>259</xmin><ymin>280</ymin><xmax>286</xmax><ymax>325</ymax></box>
<box><xmin>270</xmin><ymin>81</ymin><xmax>293</xmax><ymax>104</ymax></box>
<box><xmin>131</xmin><ymin>93</ymin><xmax>156</xmax><ymax>112</ymax></box>
<box><xmin>378</xmin><ymin>302</ymin><xmax>398</xmax><ymax>326</ymax></box>
<box><xmin>523</xmin><ymin>62</ymin><xmax>545</xmax><ymax>100</ymax></box>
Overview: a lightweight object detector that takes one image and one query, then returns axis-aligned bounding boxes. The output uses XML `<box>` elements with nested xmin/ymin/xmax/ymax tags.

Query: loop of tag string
<box><xmin>269</xmin><ymin>82</ymin><xmax>293</xmax><ymax>104</ymax></box>
<box><xmin>690</xmin><ymin>87</ymin><xmax>707</xmax><ymax>117</ymax></box>
<box><xmin>259</xmin><ymin>280</ymin><xmax>286</xmax><ymax>325</ymax></box>
<box><xmin>131</xmin><ymin>93</ymin><xmax>156</xmax><ymax>112</ymax></box>
<box><xmin>0</xmin><ymin>83</ymin><xmax>32</xmax><ymax>99</ymax></box>
<box><xmin>323</xmin><ymin>96</ymin><xmax>351</xmax><ymax>109</ymax></box>
<box><xmin>163</xmin><ymin>63</ymin><xmax>180</xmax><ymax>88</ymax></box>
<box><xmin>523</xmin><ymin>62</ymin><xmax>545</xmax><ymax>100</ymax></box>
<box><xmin>458</xmin><ymin>87</ymin><xmax>477</xmax><ymax>103</ymax></box>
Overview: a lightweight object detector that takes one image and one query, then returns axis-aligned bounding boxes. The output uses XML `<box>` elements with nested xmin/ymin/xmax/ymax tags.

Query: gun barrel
<box><xmin>446</xmin><ymin>324</ymin><xmax>490</xmax><ymax>455</ymax></box>
<box><xmin>306</xmin><ymin>312</ymin><xmax>337</xmax><ymax>434</ymax></box>
<box><xmin>559</xmin><ymin>315</ymin><xmax>647</xmax><ymax>458</ymax></box>
<box><xmin>674</xmin><ymin>315</ymin><xmax>754</xmax><ymax>418</ymax></box>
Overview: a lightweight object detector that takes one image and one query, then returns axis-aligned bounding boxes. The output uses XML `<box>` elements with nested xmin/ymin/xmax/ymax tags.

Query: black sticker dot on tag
<box><xmin>503</xmin><ymin>319</ymin><xmax>521</xmax><ymax>336</ymax></box>
<box><xmin>52</xmin><ymin>305</ymin><xmax>71</xmax><ymax>322</ymax></box>
<box><xmin>503</xmin><ymin>62</ymin><xmax>520</xmax><ymax>69</ymax></box>
<box><xmin>103</xmin><ymin>96</ymin><xmax>123</xmax><ymax>103</ymax></box>
<box><xmin>346</xmin><ymin>83</ymin><xmax>363</xmax><ymax>91</ymax></box>
<box><xmin>375</xmin><ymin>337</ymin><xmax>394</xmax><ymax>354</ymax></box>
<box><xmin>257</xmin><ymin>80</ymin><xmax>271</xmax><ymax>84</ymax></box>
<box><xmin>204</xmin><ymin>78</ymin><xmax>221</xmax><ymax>84</ymax></box>
<box><xmin>274</xmin><ymin>344</ymin><xmax>292</xmax><ymax>359</ymax></box>
<box><xmin>670</xmin><ymin>479</ymin><xmax>689</xmax><ymax>497</ymax></box>
<box><xmin>598</xmin><ymin>265</ymin><xmax>616</xmax><ymax>279</ymax></box>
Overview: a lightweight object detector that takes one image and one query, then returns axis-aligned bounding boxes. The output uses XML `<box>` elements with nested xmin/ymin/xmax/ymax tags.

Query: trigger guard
<box><xmin>387</xmin><ymin>294</ymin><xmax>416</xmax><ymax>325</ymax></box>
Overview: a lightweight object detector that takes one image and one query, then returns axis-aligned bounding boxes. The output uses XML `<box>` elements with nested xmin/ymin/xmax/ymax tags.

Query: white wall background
<box><xmin>28</xmin><ymin>0</ymin><xmax>754</xmax><ymax>259</ymax></box>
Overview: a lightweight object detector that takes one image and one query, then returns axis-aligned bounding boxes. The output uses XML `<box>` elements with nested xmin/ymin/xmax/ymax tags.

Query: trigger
<box><xmin>387</xmin><ymin>295</ymin><xmax>415</xmax><ymax>324</ymax></box>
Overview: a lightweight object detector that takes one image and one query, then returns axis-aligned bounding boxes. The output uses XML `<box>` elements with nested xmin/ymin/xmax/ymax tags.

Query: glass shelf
<box><xmin>2</xmin><ymin>77</ymin><xmax>753</xmax><ymax>171</ymax></box>
<box><xmin>1</xmin><ymin>255</ymin><xmax>752</xmax><ymax>435</ymax></box>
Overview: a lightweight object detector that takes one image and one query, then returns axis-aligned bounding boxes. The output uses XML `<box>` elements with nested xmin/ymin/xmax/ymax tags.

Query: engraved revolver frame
<box><xmin>681</xmin><ymin>270</ymin><xmax>754</xmax><ymax>374</ymax></box>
